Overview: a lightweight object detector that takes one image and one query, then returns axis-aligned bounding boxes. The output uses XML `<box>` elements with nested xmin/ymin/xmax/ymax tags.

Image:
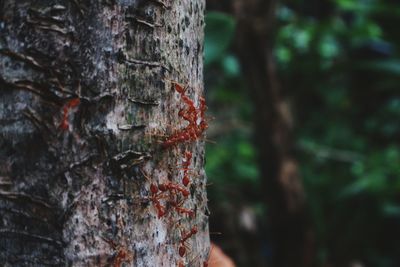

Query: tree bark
<box><xmin>0</xmin><ymin>0</ymin><xmax>208</xmax><ymax>266</ymax></box>
<box><xmin>233</xmin><ymin>0</ymin><xmax>314</xmax><ymax>267</ymax></box>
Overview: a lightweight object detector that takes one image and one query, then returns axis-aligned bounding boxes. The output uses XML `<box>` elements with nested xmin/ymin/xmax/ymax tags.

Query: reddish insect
<box><xmin>179</xmin><ymin>246</ymin><xmax>186</xmax><ymax>257</ymax></box>
<box><xmin>60</xmin><ymin>97</ymin><xmax>80</xmax><ymax>130</ymax></box>
<box><xmin>182</xmin><ymin>176</ymin><xmax>190</xmax><ymax>187</ymax></box>
<box><xmin>173</xmin><ymin>82</ymin><xmax>186</xmax><ymax>94</ymax></box>
<box><xmin>150</xmin><ymin>183</ymin><xmax>159</xmax><ymax>194</ymax></box>
<box><xmin>169</xmin><ymin>198</ymin><xmax>195</xmax><ymax>217</ymax></box>
<box><xmin>174</xmin><ymin>206</ymin><xmax>195</xmax><ymax>218</ymax></box>
<box><xmin>153</xmin><ymin>198</ymin><xmax>166</xmax><ymax>218</ymax></box>
<box><xmin>149</xmin><ymin>183</ymin><xmax>167</xmax><ymax>218</ymax></box>
<box><xmin>148</xmin><ymin>180</ymin><xmax>191</xmax><ymax>218</ymax></box>
<box><xmin>162</xmin><ymin>81</ymin><xmax>208</xmax><ymax>148</ymax></box>
<box><xmin>180</xmin><ymin>226</ymin><xmax>198</xmax><ymax>244</ymax></box>
<box><xmin>181</xmin><ymin>151</ymin><xmax>192</xmax><ymax>186</ymax></box>
<box><xmin>177</xmin><ymin>226</ymin><xmax>198</xmax><ymax>258</ymax></box>
<box><xmin>182</xmin><ymin>151</ymin><xmax>192</xmax><ymax>168</ymax></box>
<box><xmin>159</xmin><ymin>182</ymin><xmax>190</xmax><ymax>198</ymax></box>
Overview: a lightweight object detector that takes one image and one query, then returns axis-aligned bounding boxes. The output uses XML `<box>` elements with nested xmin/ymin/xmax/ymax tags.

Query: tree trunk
<box><xmin>0</xmin><ymin>0</ymin><xmax>208</xmax><ymax>266</ymax></box>
<box><xmin>233</xmin><ymin>0</ymin><xmax>314</xmax><ymax>267</ymax></box>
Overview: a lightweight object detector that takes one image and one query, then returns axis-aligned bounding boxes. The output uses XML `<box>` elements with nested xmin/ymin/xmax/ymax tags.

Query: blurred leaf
<box><xmin>351</xmin><ymin>161</ymin><xmax>365</xmax><ymax>176</ymax></box>
<box><xmin>339</xmin><ymin>172</ymin><xmax>385</xmax><ymax>196</ymax></box>
<box><xmin>277</xmin><ymin>6</ymin><xmax>295</xmax><ymax>21</ymax></box>
<box><xmin>383</xmin><ymin>203</ymin><xmax>400</xmax><ymax>217</ymax></box>
<box><xmin>318</xmin><ymin>34</ymin><xmax>340</xmax><ymax>59</ymax></box>
<box><xmin>205</xmin><ymin>12</ymin><xmax>236</xmax><ymax>65</ymax></box>
<box><xmin>213</xmin><ymin>86</ymin><xmax>242</xmax><ymax>103</ymax></box>
<box><xmin>358</xmin><ymin>59</ymin><xmax>400</xmax><ymax>75</ymax></box>
<box><xmin>294</xmin><ymin>28</ymin><xmax>312</xmax><ymax>51</ymax></box>
<box><xmin>387</xmin><ymin>98</ymin><xmax>400</xmax><ymax>113</ymax></box>
<box><xmin>237</xmin><ymin>141</ymin><xmax>255</xmax><ymax>159</ymax></box>
<box><xmin>336</xmin><ymin>0</ymin><xmax>373</xmax><ymax>12</ymax></box>
<box><xmin>222</xmin><ymin>54</ymin><xmax>240</xmax><ymax>77</ymax></box>
<box><xmin>275</xmin><ymin>46</ymin><xmax>292</xmax><ymax>63</ymax></box>
<box><xmin>234</xmin><ymin>163</ymin><xmax>259</xmax><ymax>182</ymax></box>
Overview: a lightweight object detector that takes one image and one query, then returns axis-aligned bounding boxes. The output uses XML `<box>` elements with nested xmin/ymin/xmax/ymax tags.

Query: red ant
<box><xmin>174</xmin><ymin>206</ymin><xmax>195</xmax><ymax>218</ymax></box>
<box><xmin>182</xmin><ymin>175</ymin><xmax>190</xmax><ymax>187</ymax></box>
<box><xmin>179</xmin><ymin>245</ymin><xmax>187</xmax><ymax>257</ymax></box>
<box><xmin>181</xmin><ymin>151</ymin><xmax>192</xmax><ymax>186</ymax></box>
<box><xmin>173</xmin><ymin>82</ymin><xmax>186</xmax><ymax>94</ymax></box>
<box><xmin>181</xmin><ymin>226</ymin><xmax>198</xmax><ymax>244</ymax></box>
<box><xmin>178</xmin><ymin>226</ymin><xmax>198</xmax><ymax>257</ymax></box>
<box><xmin>159</xmin><ymin>182</ymin><xmax>190</xmax><ymax>198</ymax></box>
<box><xmin>153</xmin><ymin>198</ymin><xmax>166</xmax><ymax>218</ymax></box>
<box><xmin>169</xmin><ymin>199</ymin><xmax>195</xmax><ymax>218</ymax></box>
<box><xmin>149</xmin><ymin>181</ymin><xmax>190</xmax><ymax>218</ymax></box>
<box><xmin>60</xmin><ymin>97</ymin><xmax>80</xmax><ymax>130</ymax></box>
<box><xmin>182</xmin><ymin>151</ymin><xmax>192</xmax><ymax>168</ymax></box>
<box><xmin>149</xmin><ymin>183</ymin><xmax>167</xmax><ymax>218</ymax></box>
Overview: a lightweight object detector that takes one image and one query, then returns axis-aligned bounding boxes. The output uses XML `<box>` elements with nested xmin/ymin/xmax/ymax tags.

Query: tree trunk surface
<box><xmin>0</xmin><ymin>0</ymin><xmax>208</xmax><ymax>266</ymax></box>
<box><xmin>233</xmin><ymin>0</ymin><xmax>314</xmax><ymax>267</ymax></box>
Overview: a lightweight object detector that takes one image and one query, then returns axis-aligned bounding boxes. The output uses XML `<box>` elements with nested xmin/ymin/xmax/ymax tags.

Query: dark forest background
<box><xmin>204</xmin><ymin>0</ymin><xmax>400</xmax><ymax>266</ymax></box>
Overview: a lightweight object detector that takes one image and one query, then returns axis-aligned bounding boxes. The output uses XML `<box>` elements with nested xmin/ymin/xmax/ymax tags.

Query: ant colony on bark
<box><xmin>144</xmin><ymin>80</ymin><xmax>209</xmax><ymax>267</ymax></box>
<box><xmin>162</xmin><ymin>81</ymin><xmax>208</xmax><ymax>149</ymax></box>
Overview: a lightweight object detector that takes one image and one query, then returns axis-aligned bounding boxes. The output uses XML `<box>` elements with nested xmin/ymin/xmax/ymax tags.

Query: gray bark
<box><xmin>0</xmin><ymin>0</ymin><xmax>208</xmax><ymax>266</ymax></box>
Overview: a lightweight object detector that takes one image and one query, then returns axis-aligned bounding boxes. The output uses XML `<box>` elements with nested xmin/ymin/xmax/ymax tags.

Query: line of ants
<box><xmin>161</xmin><ymin>81</ymin><xmax>208</xmax><ymax>148</ymax></box>
<box><xmin>59</xmin><ymin>78</ymin><xmax>209</xmax><ymax>266</ymax></box>
<box><xmin>150</xmin><ymin>80</ymin><xmax>209</xmax><ymax>267</ymax></box>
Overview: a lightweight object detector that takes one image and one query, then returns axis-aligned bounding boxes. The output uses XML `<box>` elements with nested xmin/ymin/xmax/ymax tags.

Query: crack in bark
<box><xmin>27</xmin><ymin>21</ymin><xmax>69</xmax><ymax>35</ymax></box>
<box><xmin>0</xmin><ymin>191</ymin><xmax>54</xmax><ymax>209</ymax></box>
<box><xmin>0</xmin><ymin>206</ymin><xmax>52</xmax><ymax>224</ymax></box>
<box><xmin>117</xmin><ymin>50</ymin><xmax>170</xmax><ymax>71</ymax></box>
<box><xmin>148</xmin><ymin>0</ymin><xmax>171</xmax><ymax>9</ymax></box>
<box><xmin>0</xmin><ymin>49</ymin><xmax>46</xmax><ymax>71</ymax></box>
<box><xmin>23</xmin><ymin>108</ymin><xmax>56</xmax><ymax>137</ymax></box>
<box><xmin>128</xmin><ymin>97</ymin><xmax>160</xmax><ymax>106</ymax></box>
<box><xmin>0</xmin><ymin>229</ymin><xmax>62</xmax><ymax>246</ymax></box>
<box><xmin>117</xmin><ymin>124</ymin><xmax>146</xmax><ymax>131</ymax></box>
<box><xmin>0</xmin><ymin>77</ymin><xmax>75</xmax><ymax>104</ymax></box>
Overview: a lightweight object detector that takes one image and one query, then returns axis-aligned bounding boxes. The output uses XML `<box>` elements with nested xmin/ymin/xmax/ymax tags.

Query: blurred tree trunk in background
<box><xmin>0</xmin><ymin>0</ymin><xmax>208</xmax><ymax>266</ymax></box>
<box><xmin>233</xmin><ymin>0</ymin><xmax>314</xmax><ymax>267</ymax></box>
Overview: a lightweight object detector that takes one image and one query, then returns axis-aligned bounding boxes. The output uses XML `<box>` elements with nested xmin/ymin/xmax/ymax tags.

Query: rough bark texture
<box><xmin>0</xmin><ymin>0</ymin><xmax>208</xmax><ymax>266</ymax></box>
<box><xmin>233</xmin><ymin>0</ymin><xmax>314</xmax><ymax>267</ymax></box>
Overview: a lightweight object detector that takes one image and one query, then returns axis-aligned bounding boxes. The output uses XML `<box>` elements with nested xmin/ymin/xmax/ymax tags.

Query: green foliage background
<box><xmin>204</xmin><ymin>1</ymin><xmax>400</xmax><ymax>266</ymax></box>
